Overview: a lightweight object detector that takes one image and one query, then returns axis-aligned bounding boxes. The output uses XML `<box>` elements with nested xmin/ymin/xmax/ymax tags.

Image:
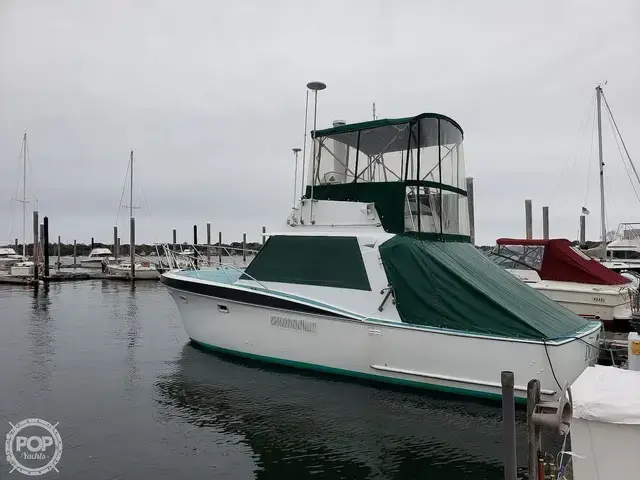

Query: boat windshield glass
<box><xmin>311</xmin><ymin>114</ymin><xmax>469</xmax><ymax>237</ymax></box>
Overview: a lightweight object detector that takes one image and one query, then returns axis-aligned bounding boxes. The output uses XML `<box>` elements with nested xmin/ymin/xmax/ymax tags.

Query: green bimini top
<box><xmin>379</xmin><ymin>235</ymin><xmax>591</xmax><ymax>340</ymax></box>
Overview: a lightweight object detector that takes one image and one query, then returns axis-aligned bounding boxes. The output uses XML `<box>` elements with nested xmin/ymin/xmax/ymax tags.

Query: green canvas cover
<box><xmin>242</xmin><ymin>235</ymin><xmax>371</xmax><ymax>290</ymax></box>
<box><xmin>379</xmin><ymin>236</ymin><xmax>590</xmax><ymax>340</ymax></box>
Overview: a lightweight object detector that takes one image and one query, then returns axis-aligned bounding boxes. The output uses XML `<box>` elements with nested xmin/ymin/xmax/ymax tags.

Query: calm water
<box><xmin>0</xmin><ymin>281</ymin><xmax>541</xmax><ymax>479</ymax></box>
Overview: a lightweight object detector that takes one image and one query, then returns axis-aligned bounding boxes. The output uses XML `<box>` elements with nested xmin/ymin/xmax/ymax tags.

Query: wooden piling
<box><xmin>218</xmin><ymin>231</ymin><xmax>222</xmax><ymax>265</ymax></box>
<box><xmin>32</xmin><ymin>211</ymin><xmax>39</xmax><ymax>282</ymax></box>
<box><xmin>43</xmin><ymin>217</ymin><xmax>49</xmax><ymax>278</ymax></box>
<box><xmin>193</xmin><ymin>225</ymin><xmax>198</xmax><ymax>269</ymax></box>
<box><xmin>117</xmin><ymin>237</ymin><xmax>120</xmax><ymax>259</ymax></box>
<box><xmin>130</xmin><ymin>217</ymin><xmax>135</xmax><ymax>281</ymax></box>
<box><xmin>525</xmin><ymin>199</ymin><xmax>533</xmax><ymax>240</ymax></box>
<box><xmin>466</xmin><ymin>177</ymin><xmax>475</xmax><ymax>245</ymax></box>
<box><xmin>14</xmin><ymin>238</ymin><xmax>18</xmax><ymax>250</ymax></box>
<box><xmin>542</xmin><ymin>206</ymin><xmax>549</xmax><ymax>240</ymax></box>
<box><xmin>526</xmin><ymin>379</ymin><xmax>541</xmax><ymax>480</ymax></box>
<box><xmin>91</xmin><ymin>237</ymin><xmax>94</xmax><ymax>250</ymax></box>
<box><xmin>73</xmin><ymin>239</ymin><xmax>77</xmax><ymax>266</ymax></box>
<box><xmin>172</xmin><ymin>228</ymin><xmax>177</xmax><ymax>250</ymax></box>
<box><xmin>113</xmin><ymin>226</ymin><xmax>118</xmax><ymax>261</ymax></box>
<box><xmin>243</xmin><ymin>232</ymin><xmax>247</xmax><ymax>263</ymax></box>
<box><xmin>57</xmin><ymin>235</ymin><xmax>61</xmax><ymax>270</ymax></box>
<box><xmin>262</xmin><ymin>225</ymin><xmax>266</xmax><ymax>246</ymax></box>
<box><xmin>580</xmin><ymin>215</ymin><xmax>586</xmax><ymax>246</ymax></box>
<box><xmin>501</xmin><ymin>371</ymin><xmax>517</xmax><ymax>480</ymax></box>
<box><xmin>206</xmin><ymin>222</ymin><xmax>211</xmax><ymax>265</ymax></box>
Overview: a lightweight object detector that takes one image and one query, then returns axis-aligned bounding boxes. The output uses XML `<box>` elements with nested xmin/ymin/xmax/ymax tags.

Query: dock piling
<box><xmin>130</xmin><ymin>217</ymin><xmax>135</xmax><ymax>281</ymax></box>
<box><xmin>57</xmin><ymin>236</ymin><xmax>61</xmax><ymax>270</ymax></box>
<box><xmin>243</xmin><ymin>232</ymin><xmax>247</xmax><ymax>263</ymax></box>
<box><xmin>501</xmin><ymin>371</ymin><xmax>517</xmax><ymax>480</ymax></box>
<box><xmin>91</xmin><ymin>237</ymin><xmax>94</xmax><ymax>250</ymax></box>
<box><xmin>33</xmin><ymin>211</ymin><xmax>39</xmax><ymax>282</ymax></box>
<box><xmin>172</xmin><ymin>228</ymin><xmax>177</xmax><ymax>251</ymax></box>
<box><xmin>117</xmin><ymin>238</ymin><xmax>120</xmax><ymax>259</ymax></box>
<box><xmin>526</xmin><ymin>379</ymin><xmax>541</xmax><ymax>480</ymax></box>
<box><xmin>580</xmin><ymin>215</ymin><xmax>586</xmax><ymax>246</ymax></box>
<box><xmin>15</xmin><ymin>238</ymin><xmax>18</xmax><ymax>250</ymax></box>
<box><xmin>114</xmin><ymin>226</ymin><xmax>118</xmax><ymax>261</ymax></box>
<box><xmin>43</xmin><ymin>217</ymin><xmax>49</xmax><ymax>278</ymax></box>
<box><xmin>466</xmin><ymin>177</ymin><xmax>475</xmax><ymax>245</ymax></box>
<box><xmin>193</xmin><ymin>225</ymin><xmax>198</xmax><ymax>269</ymax></box>
<box><xmin>525</xmin><ymin>199</ymin><xmax>533</xmax><ymax>239</ymax></box>
<box><xmin>73</xmin><ymin>239</ymin><xmax>77</xmax><ymax>266</ymax></box>
<box><xmin>206</xmin><ymin>222</ymin><xmax>211</xmax><ymax>265</ymax></box>
<box><xmin>218</xmin><ymin>232</ymin><xmax>222</xmax><ymax>265</ymax></box>
<box><xmin>262</xmin><ymin>225</ymin><xmax>266</xmax><ymax>246</ymax></box>
<box><xmin>542</xmin><ymin>206</ymin><xmax>549</xmax><ymax>240</ymax></box>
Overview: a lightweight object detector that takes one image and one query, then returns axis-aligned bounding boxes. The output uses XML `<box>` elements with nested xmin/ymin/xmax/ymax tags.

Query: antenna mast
<box><xmin>596</xmin><ymin>85</ymin><xmax>606</xmax><ymax>243</ymax></box>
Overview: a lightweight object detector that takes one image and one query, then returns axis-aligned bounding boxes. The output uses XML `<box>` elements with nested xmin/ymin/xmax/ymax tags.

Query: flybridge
<box><xmin>303</xmin><ymin>113</ymin><xmax>470</xmax><ymax>240</ymax></box>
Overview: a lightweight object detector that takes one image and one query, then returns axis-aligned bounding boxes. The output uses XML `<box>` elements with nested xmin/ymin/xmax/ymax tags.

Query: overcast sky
<box><xmin>1</xmin><ymin>0</ymin><xmax>639</xmax><ymax>246</ymax></box>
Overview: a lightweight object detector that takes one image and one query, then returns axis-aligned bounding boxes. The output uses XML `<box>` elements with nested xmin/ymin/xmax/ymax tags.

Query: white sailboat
<box><xmin>4</xmin><ymin>132</ymin><xmax>36</xmax><ymax>273</ymax></box>
<box><xmin>584</xmin><ymin>85</ymin><xmax>640</xmax><ymax>271</ymax></box>
<box><xmin>107</xmin><ymin>150</ymin><xmax>159</xmax><ymax>280</ymax></box>
<box><xmin>161</xmin><ymin>84</ymin><xmax>600</xmax><ymax>402</ymax></box>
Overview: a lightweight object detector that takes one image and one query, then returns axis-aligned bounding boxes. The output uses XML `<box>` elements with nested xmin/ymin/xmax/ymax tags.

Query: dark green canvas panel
<box><xmin>379</xmin><ymin>236</ymin><xmax>590</xmax><ymax>340</ymax></box>
<box><xmin>242</xmin><ymin>236</ymin><xmax>371</xmax><ymax>291</ymax></box>
<box><xmin>313</xmin><ymin>113</ymin><xmax>464</xmax><ymax>139</ymax></box>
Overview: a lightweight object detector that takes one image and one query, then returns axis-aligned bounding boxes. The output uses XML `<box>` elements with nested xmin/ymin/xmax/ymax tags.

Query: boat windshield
<box><xmin>310</xmin><ymin>114</ymin><xmax>469</xmax><ymax>238</ymax></box>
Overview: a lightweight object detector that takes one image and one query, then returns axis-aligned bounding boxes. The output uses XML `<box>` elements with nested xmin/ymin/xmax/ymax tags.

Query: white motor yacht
<box><xmin>161</xmin><ymin>108</ymin><xmax>600</xmax><ymax>402</ymax></box>
<box><xmin>80</xmin><ymin>248</ymin><xmax>115</xmax><ymax>268</ymax></box>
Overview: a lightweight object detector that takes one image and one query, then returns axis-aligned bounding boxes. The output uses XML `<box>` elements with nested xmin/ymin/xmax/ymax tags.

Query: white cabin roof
<box><xmin>89</xmin><ymin>248</ymin><xmax>113</xmax><ymax>256</ymax></box>
<box><xmin>0</xmin><ymin>248</ymin><xmax>18</xmax><ymax>256</ymax></box>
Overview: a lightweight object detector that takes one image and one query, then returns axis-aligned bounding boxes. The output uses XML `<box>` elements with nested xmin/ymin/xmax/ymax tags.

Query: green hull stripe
<box><xmin>192</xmin><ymin>339</ymin><xmax>527</xmax><ymax>404</ymax></box>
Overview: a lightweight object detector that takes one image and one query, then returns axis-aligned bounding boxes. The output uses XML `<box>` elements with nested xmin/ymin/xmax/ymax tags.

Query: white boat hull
<box><xmin>108</xmin><ymin>264</ymin><xmax>159</xmax><ymax>279</ymax></box>
<box><xmin>165</xmin><ymin>283</ymin><xmax>601</xmax><ymax>401</ymax></box>
<box><xmin>81</xmin><ymin>259</ymin><xmax>107</xmax><ymax>268</ymax></box>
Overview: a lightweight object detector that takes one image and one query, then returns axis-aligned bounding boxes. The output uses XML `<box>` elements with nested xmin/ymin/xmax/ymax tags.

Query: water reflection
<box><xmin>27</xmin><ymin>283</ymin><xmax>56</xmax><ymax>396</ymax></box>
<box><xmin>155</xmin><ymin>344</ymin><xmax>524</xmax><ymax>480</ymax></box>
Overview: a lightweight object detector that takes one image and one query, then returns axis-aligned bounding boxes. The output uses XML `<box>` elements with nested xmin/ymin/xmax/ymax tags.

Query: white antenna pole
<box><xmin>22</xmin><ymin>131</ymin><xmax>27</xmax><ymax>257</ymax></box>
<box><xmin>306</xmin><ymin>81</ymin><xmax>326</xmax><ymax>225</ymax></box>
<box><xmin>300</xmin><ymin>91</ymin><xmax>310</xmax><ymax>200</ymax></box>
<box><xmin>596</xmin><ymin>85</ymin><xmax>606</xmax><ymax>243</ymax></box>
<box><xmin>292</xmin><ymin>148</ymin><xmax>301</xmax><ymax>208</ymax></box>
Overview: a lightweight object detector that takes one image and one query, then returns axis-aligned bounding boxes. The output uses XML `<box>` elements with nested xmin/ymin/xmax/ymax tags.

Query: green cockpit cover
<box><xmin>379</xmin><ymin>235</ymin><xmax>591</xmax><ymax>340</ymax></box>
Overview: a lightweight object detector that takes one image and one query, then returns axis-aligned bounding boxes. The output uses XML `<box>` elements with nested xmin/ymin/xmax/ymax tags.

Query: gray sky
<box><xmin>1</xmin><ymin>0</ymin><xmax>639</xmax><ymax>246</ymax></box>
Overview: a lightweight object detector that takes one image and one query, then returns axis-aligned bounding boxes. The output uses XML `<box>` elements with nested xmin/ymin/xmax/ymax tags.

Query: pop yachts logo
<box><xmin>5</xmin><ymin>419</ymin><xmax>62</xmax><ymax>476</ymax></box>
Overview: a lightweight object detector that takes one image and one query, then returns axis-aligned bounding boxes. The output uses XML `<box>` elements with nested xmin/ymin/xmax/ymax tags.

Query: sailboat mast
<box><xmin>596</xmin><ymin>85</ymin><xmax>606</xmax><ymax>243</ymax></box>
<box><xmin>22</xmin><ymin>132</ymin><xmax>27</xmax><ymax>257</ymax></box>
<box><xmin>129</xmin><ymin>150</ymin><xmax>133</xmax><ymax>220</ymax></box>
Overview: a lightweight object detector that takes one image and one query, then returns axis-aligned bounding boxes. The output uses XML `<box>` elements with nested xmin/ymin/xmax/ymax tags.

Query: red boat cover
<box><xmin>496</xmin><ymin>238</ymin><xmax>630</xmax><ymax>285</ymax></box>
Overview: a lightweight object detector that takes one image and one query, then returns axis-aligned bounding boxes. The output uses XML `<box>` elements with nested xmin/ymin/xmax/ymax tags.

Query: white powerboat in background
<box><xmin>81</xmin><ymin>248</ymin><xmax>115</xmax><ymax>268</ymax></box>
<box><xmin>107</xmin><ymin>261</ymin><xmax>159</xmax><ymax>280</ymax></box>
<box><xmin>490</xmin><ymin>238</ymin><xmax>637</xmax><ymax>331</ymax></box>
<box><xmin>0</xmin><ymin>248</ymin><xmax>27</xmax><ymax>268</ymax></box>
<box><xmin>161</xmin><ymin>102</ymin><xmax>600</xmax><ymax>402</ymax></box>
<box><xmin>600</xmin><ymin>223</ymin><xmax>640</xmax><ymax>272</ymax></box>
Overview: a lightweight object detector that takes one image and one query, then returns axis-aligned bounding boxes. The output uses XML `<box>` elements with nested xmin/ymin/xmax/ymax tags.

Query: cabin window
<box><xmin>611</xmin><ymin>250</ymin><xmax>640</xmax><ymax>260</ymax></box>
<box><xmin>241</xmin><ymin>236</ymin><xmax>372</xmax><ymax>290</ymax></box>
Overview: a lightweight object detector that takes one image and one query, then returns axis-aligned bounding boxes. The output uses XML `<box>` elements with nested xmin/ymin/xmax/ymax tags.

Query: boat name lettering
<box><xmin>592</xmin><ymin>297</ymin><xmax>605</xmax><ymax>303</ymax></box>
<box><xmin>269</xmin><ymin>315</ymin><xmax>317</xmax><ymax>334</ymax></box>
